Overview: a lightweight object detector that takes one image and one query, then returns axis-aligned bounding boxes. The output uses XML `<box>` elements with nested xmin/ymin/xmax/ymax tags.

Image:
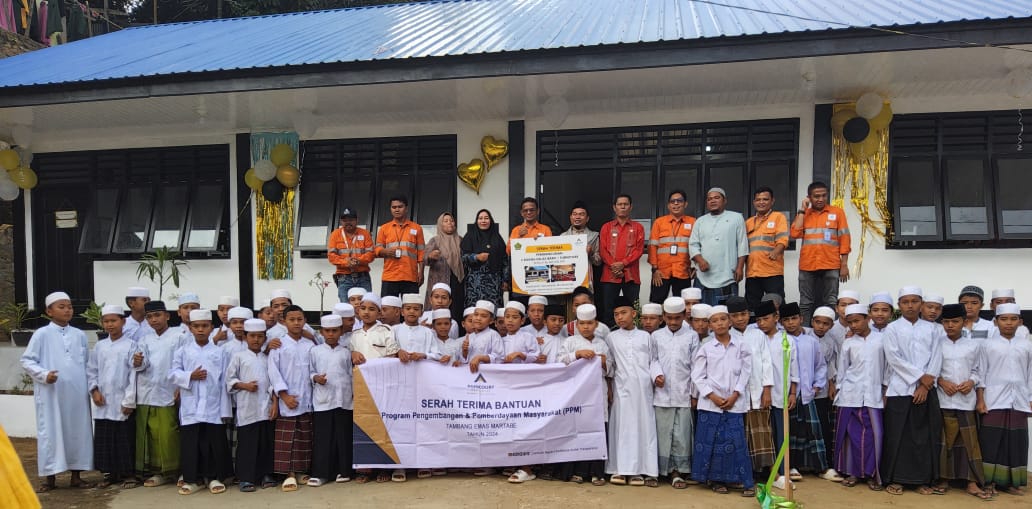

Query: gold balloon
<box><xmin>457</xmin><ymin>159</ymin><xmax>487</xmax><ymax>194</ymax></box>
<box><xmin>269</xmin><ymin>143</ymin><xmax>295</xmax><ymax>166</ymax></box>
<box><xmin>848</xmin><ymin>135</ymin><xmax>881</xmax><ymax>160</ymax></box>
<box><xmin>830</xmin><ymin>108</ymin><xmax>856</xmax><ymax>137</ymax></box>
<box><xmin>276</xmin><ymin>164</ymin><xmax>300</xmax><ymax>188</ymax></box>
<box><xmin>8</xmin><ymin>166</ymin><xmax>37</xmax><ymax>190</ymax></box>
<box><xmin>244</xmin><ymin>168</ymin><xmax>263</xmax><ymax>191</ymax></box>
<box><xmin>480</xmin><ymin>136</ymin><xmax>509</xmax><ymax>169</ymax></box>
<box><xmin>868</xmin><ymin>102</ymin><xmax>893</xmax><ymax>131</ymax></box>
<box><xmin>0</xmin><ymin>149</ymin><xmax>19</xmax><ymax>171</ymax></box>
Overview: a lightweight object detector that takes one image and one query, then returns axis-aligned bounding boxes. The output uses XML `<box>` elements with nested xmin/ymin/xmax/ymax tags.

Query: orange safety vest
<box><xmin>790</xmin><ymin>205</ymin><xmax>851</xmax><ymax>271</ymax></box>
<box><xmin>327</xmin><ymin>227</ymin><xmax>375</xmax><ymax>274</ymax></box>
<box><xmin>648</xmin><ymin>214</ymin><xmax>695</xmax><ymax>280</ymax></box>
<box><xmin>375</xmin><ymin>220</ymin><xmax>425</xmax><ymax>282</ymax></box>
<box><xmin>745</xmin><ymin>212</ymin><xmax>789</xmax><ymax>278</ymax></box>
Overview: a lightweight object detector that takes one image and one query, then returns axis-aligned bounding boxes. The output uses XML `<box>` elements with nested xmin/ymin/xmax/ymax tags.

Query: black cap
<box><xmin>544</xmin><ymin>304</ymin><xmax>565</xmax><ymax>318</ymax></box>
<box><xmin>572</xmin><ymin>286</ymin><xmax>594</xmax><ymax>299</ymax></box>
<box><xmin>340</xmin><ymin>207</ymin><xmax>358</xmax><ymax>219</ymax></box>
<box><xmin>725</xmin><ymin>296</ymin><xmax>748</xmax><ymax>313</ymax></box>
<box><xmin>941</xmin><ymin>303</ymin><xmax>965</xmax><ymax>319</ymax></box>
<box><xmin>958</xmin><ymin>285</ymin><xmax>984</xmax><ymax>301</ymax></box>
<box><xmin>612</xmin><ymin>296</ymin><xmax>634</xmax><ymax>310</ymax></box>
<box><xmin>755</xmin><ymin>300</ymin><xmax>777</xmax><ymax>318</ymax></box>
<box><xmin>144</xmin><ymin>300</ymin><xmax>167</xmax><ymax>312</ymax></box>
<box><xmin>780</xmin><ymin>302</ymin><xmax>801</xmax><ymax>318</ymax></box>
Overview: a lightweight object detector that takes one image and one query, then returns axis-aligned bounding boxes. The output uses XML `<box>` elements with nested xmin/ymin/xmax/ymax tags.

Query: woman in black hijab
<box><xmin>460</xmin><ymin>209</ymin><xmax>510</xmax><ymax>307</ymax></box>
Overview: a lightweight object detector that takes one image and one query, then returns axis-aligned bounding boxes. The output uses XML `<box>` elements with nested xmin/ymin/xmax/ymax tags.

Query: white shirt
<box><xmin>351</xmin><ymin>324</ymin><xmax>399</xmax><ymax>359</ymax></box>
<box><xmin>883</xmin><ymin>318</ymin><xmax>943</xmax><ymax>397</ymax></box>
<box><xmin>652</xmin><ymin>326</ymin><xmax>700</xmax><ymax>408</ymax></box>
<box><xmin>310</xmin><ymin>342</ymin><xmax>354</xmax><ymax>412</ymax></box>
<box><xmin>828</xmin><ymin>320</ymin><xmax>849</xmax><ymax>351</ymax></box>
<box><xmin>765</xmin><ymin>331</ymin><xmax>800</xmax><ymax>408</ymax></box>
<box><xmin>87</xmin><ymin>335</ymin><xmax>137</xmax><ymax>421</ymax></box>
<box><xmin>835</xmin><ymin>331</ymin><xmax>886</xmax><ymax>408</ymax></box>
<box><xmin>538</xmin><ymin>332</ymin><xmax>564</xmax><ymax>363</ymax></box>
<box><xmin>392</xmin><ymin>323</ymin><xmax>438</xmax><ymax>355</ymax></box>
<box><xmin>170</xmin><ymin>340</ymin><xmax>232</xmax><ymax>426</ymax></box>
<box><xmin>792</xmin><ymin>332</ymin><xmax>826</xmax><ymax>405</ymax></box>
<box><xmin>267</xmin><ymin>322</ymin><xmax>321</xmax><ymax>344</ymax></box>
<box><xmin>419</xmin><ymin>311</ymin><xmax>459</xmax><ymax>339</ymax></box>
<box><xmin>500</xmin><ymin>330</ymin><xmax>541</xmax><ymax>363</ymax></box>
<box><xmin>962</xmin><ymin>318</ymin><xmax>994</xmax><ymax>340</ymax></box>
<box><xmin>692</xmin><ymin>335</ymin><xmax>752</xmax><ymax>414</ymax></box>
<box><xmin>937</xmin><ymin>336</ymin><xmax>982</xmax><ymax>411</ymax></box>
<box><xmin>267</xmin><ymin>335</ymin><xmax>316</xmax><ymax>417</ymax></box>
<box><xmin>459</xmin><ymin>329</ymin><xmax>504</xmax><ymax>364</ymax></box>
<box><xmin>733</xmin><ymin>327</ymin><xmax>773</xmax><ymax>410</ymax></box>
<box><xmin>123</xmin><ymin>315</ymin><xmax>154</xmax><ymax>342</ymax></box>
<box><xmin>559</xmin><ymin>333</ymin><xmax>613</xmax><ymax>422</ymax></box>
<box><xmin>226</xmin><ymin>348</ymin><xmax>273</xmax><ymax>427</ymax></box>
<box><xmin>815</xmin><ymin>333</ymin><xmax>838</xmax><ymax>399</ymax></box>
<box><xmin>980</xmin><ymin>333</ymin><xmax>1032</xmax><ymax>412</ymax></box>
<box><xmin>220</xmin><ymin>335</ymin><xmax>249</xmax><ymax>360</ymax></box>
<box><xmin>561</xmin><ymin>320</ymin><xmax>611</xmax><ymax>341</ymax></box>
<box><xmin>520</xmin><ymin>323</ymin><xmax>547</xmax><ymax>338</ymax></box>
<box><xmin>134</xmin><ymin>326</ymin><xmax>181</xmax><ymax>407</ymax></box>
<box><xmin>429</xmin><ymin>336</ymin><xmax>463</xmax><ymax>363</ymax></box>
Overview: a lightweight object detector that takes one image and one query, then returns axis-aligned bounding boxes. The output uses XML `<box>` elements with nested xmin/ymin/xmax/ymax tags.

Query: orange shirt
<box><xmin>790</xmin><ymin>205</ymin><xmax>851</xmax><ymax>272</ymax></box>
<box><xmin>647</xmin><ymin>214</ymin><xmax>696</xmax><ymax>280</ymax></box>
<box><xmin>745</xmin><ymin>211</ymin><xmax>789</xmax><ymax>278</ymax></box>
<box><xmin>507</xmin><ymin>222</ymin><xmax>552</xmax><ymax>254</ymax></box>
<box><xmin>375</xmin><ymin>219</ymin><xmax>425</xmax><ymax>282</ymax></box>
<box><xmin>327</xmin><ymin>226</ymin><xmax>375</xmax><ymax>275</ymax></box>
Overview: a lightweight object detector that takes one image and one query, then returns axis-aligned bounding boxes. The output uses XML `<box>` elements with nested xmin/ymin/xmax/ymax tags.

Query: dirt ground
<box><xmin>10</xmin><ymin>437</ymin><xmax>1030</xmax><ymax>509</ymax></box>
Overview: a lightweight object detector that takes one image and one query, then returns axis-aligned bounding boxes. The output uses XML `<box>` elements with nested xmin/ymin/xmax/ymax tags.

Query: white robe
<box><xmin>20</xmin><ymin>323</ymin><xmax>94</xmax><ymax>476</ymax></box>
<box><xmin>606</xmin><ymin>327</ymin><xmax>662</xmax><ymax>477</ymax></box>
<box><xmin>86</xmin><ymin>335</ymin><xmax>137</xmax><ymax>421</ymax></box>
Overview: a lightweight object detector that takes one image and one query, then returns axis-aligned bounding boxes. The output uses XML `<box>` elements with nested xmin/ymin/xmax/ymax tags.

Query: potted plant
<box><xmin>80</xmin><ymin>301</ymin><xmax>105</xmax><ymax>338</ymax></box>
<box><xmin>135</xmin><ymin>246</ymin><xmax>189</xmax><ymax>299</ymax></box>
<box><xmin>0</xmin><ymin>302</ymin><xmax>33</xmax><ymax>346</ymax></box>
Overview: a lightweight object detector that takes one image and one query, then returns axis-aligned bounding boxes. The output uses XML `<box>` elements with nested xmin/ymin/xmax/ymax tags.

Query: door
<box><xmin>32</xmin><ymin>186</ymin><xmax>95</xmax><ymax>317</ymax></box>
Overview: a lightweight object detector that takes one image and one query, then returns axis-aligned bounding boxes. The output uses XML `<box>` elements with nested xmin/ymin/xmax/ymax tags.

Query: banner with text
<box><xmin>509</xmin><ymin>234</ymin><xmax>591</xmax><ymax>295</ymax></box>
<box><xmin>353</xmin><ymin>358</ymin><xmax>607</xmax><ymax>468</ymax></box>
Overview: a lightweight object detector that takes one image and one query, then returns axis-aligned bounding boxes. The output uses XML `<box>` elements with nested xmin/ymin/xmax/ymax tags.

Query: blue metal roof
<box><xmin>0</xmin><ymin>0</ymin><xmax>1029</xmax><ymax>89</ymax></box>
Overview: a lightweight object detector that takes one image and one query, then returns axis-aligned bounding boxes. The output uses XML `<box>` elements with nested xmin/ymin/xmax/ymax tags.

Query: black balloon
<box><xmin>261</xmin><ymin>179</ymin><xmax>284</xmax><ymax>203</ymax></box>
<box><xmin>843</xmin><ymin>117</ymin><xmax>870</xmax><ymax>143</ymax></box>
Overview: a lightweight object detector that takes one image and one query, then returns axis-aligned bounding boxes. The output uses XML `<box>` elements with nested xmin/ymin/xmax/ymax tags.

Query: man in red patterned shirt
<box><xmin>599</xmin><ymin>194</ymin><xmax>645</xmax><ymax>326</ymax></box>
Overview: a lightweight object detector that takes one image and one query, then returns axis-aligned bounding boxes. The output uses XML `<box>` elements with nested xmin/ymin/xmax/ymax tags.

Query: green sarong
<box><xmin>135</xmin><ymin>405</ymin><xmax>180</xmax><ymax>475</ymax></box>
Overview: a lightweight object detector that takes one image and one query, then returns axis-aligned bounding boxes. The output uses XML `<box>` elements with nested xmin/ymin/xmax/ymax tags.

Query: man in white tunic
<box><xmin>132</xmin><ymin>300</ymin><xmax>181</xmax><ymax>486</ymax></box>
<box><xmin>606</xmin><ymin>295</ymin><xmax>662</xmax><ymax>486</ymax></box>
<box><xmin>20</xmin><ymin>291</ymin><xmax>93</xmax><ymax>491</ymax></box>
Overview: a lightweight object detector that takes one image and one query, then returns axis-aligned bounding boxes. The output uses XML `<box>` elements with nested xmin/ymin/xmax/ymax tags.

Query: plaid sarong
<box><xmin>940</xmin><ymin>409</ymin><xmax>984</xmax><ymax>483</ymax></box>
<box><xmin>790</xmin><ymin>400</ymin><xmax>829</xmax><ymax>473</ymax></box>
<box><xmin>745</xmin><ymin>408</ymin><xmax>775</xmax><ymax>471</ymax></box>
<box><xmin>273</xmin><ymin>413</ymin><xmax>313</xmax><ymax>475</ymax></box>
<box><xmin>979</xmin><ymin>409</ymin><xmax>1029</xmax><ymax>489</ymax></box>
<box><xmin>94</xmin><ymin>417</ymin><xmax>135</xmax><ymax>478</ymax></box>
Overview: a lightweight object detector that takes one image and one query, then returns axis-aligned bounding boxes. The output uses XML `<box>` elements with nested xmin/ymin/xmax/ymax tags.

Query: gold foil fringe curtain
<box><xmin>252</xmin><ymin>132</ymin><xmax>299</xmax><ymax>280</ymax></box>
<box><xmin>831</xmin><ymin>103</ymin><xmax>892</xmax><ymax>278</ymax></box>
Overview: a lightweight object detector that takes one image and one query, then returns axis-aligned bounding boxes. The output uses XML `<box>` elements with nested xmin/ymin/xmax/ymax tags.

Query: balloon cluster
<box><xmin>0</xmin><ymin>143</ymin><xmax>39</xmax><ymax>201</ymax></box>
<box><xmin>244</xmin><ymin>143</ymin><xmax>299</xmax><ymax>203</ymax></box>
<box><xmin>830</xmin><ymin>92</ymin><xmax>893</xmax><ymax>158</ymax></box>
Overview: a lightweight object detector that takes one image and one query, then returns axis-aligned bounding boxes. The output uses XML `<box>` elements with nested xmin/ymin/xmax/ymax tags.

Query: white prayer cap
<box><xmin>870</xmin><ymin>292</ymin><xmax>893</xmax><ymax>306</ymax></box>
<box><xmin>243</xmin><ymin>318</ymin><xmax>266</xmax><ymax>332</ymax></box>
<box><xmin>431</xmin><ymin>283</ymin><xmax>451</xmax><ymax>295</ymax></box>
<box><xmin>101</xmin><ymin>304</ymin><xmax>124</xmax><ymax>317</ymax></box>
<box><xmin>382</xmin><ymin>296</ymin><xmax>402</xmax><ymax>308</ymax></box>
<box><xmin>320</xmin><ymin>314</ymin><xmax>343</xmax><ymax>328</ymax></box>
<box><xmin>178</xmin><ymin>292</ymin><xmax>200</xmax><ymax>305</ymax></box>
<box><xmin>227</xmin><ymin>307</ymin><xmax>253</xmax><ymax>320</ymax></box>
<box><xmin>333</xmin><ymin>302</ymin><xmax>355</xmax><ymax>318</ymax></box>
<box><xmin>924</xmin><ymin>294</ymin><xmax>944</xmax><ymax>305</ymax></box>
<box><xmin>897</xmin><ymin>286</ymin><xmax>923</xmax><ymax>299</ymax></box>
<box><xmin>361</xmin><ymin>293</ymin><xmax>381</xmax><ymax>308</ymax></box>
<box><xmin>845</xmin><ymin>303</ymin><xmax>868</xmax><ymax>316</ymax></box>
<box><xmin>707</xmin><ymin>187</ymin><xmax>727</xmax><ymax>198</ymax></box>
<box><xmin>496</xmin><ymin>308</ymin><xmax>506</xmax><ymax>318</ymax></box>
<box><xmin>505</xmin><ymin>301</ymin><xmax>526</xmax><ymax>315</ymax></box>
<box><xmin>126</xmin><ymin>287</ymin><xmax>150</xmax><ymax>298</ymax></box>
<box><xmin>813</xmin><ymin>307</ymin><xmax>837</xmax><ymax>320</ymax></box>
<box><xmin>347</xmin><ymin>287</ymin><xmax>367</xmax><ymax>298</ymax></box>
<box><xmin>995</xmin><ymin>303</ymin><xmax>1021</xmax><ymax>316</ymax></box>
<box><xmin>45</xmin><ymin>291</ymin><xmax>71</xmax><ymax>307</ymax></box>
<box><xmin>189</xmin><ymin>309</ymin><xmax>212</xmax><ymax>322</ymax></box>
<box><xmin>681</xmin><ymin>288</ymin><xmax>702</xmax><ymax>300</ymax></box>
<box><xmin>663</xmin><ymin>297</ymin><xmax>686</xmax><ymax>314</ymax></box>
<box><xmin>401</xmin><ymin>294</ymin><xmax>422</xmax><ymax>305</ymax></box>
<box><xmin>475</xmin><ymin>300</ymin><xmax>496</xmax><ymax>314</ymax></box>
<box><xmin>991</xmin><ymin>288</ymin><xmax>1016</xmax><ymax>299</ymax></box>
<box><xmin>690</xmin><ymin>304</ymin><xmax>712</xmax><ymax>319</ymax></box>
<box><xmin>528</xmin><ymin>295</ymin><xmax>548</xmax><ymax>306</ymax></box>
<box><xmin>576</xmin><ymin>304</ymin><xmax>597</xmax><ymax>321</ymax></box>
<box><xmin>218</xmin><ymin>296</ymin><xmax>240</xmax><ymax>307</ymax></box>
<box><xmin>462</xmin><ymin>307</ymin><xmax>476</xmax><ymax>318</ymax></box>
<box><xmin>837</xmin><ymin>290</ymin><xmax>861</xmax><ymax>303</ymax></box>
<box><xmin>270</xmin><ymin>289</ymin><xmax>291</xmax><ymax>300</ymax></box>
<box><xmin>432</xmin><ymin>309</ymin><xmax>451</xmax><ymax>320</ymax></box>
<box><xmin>256</xmin><ymin>299</ymin><xmax>271</xmax><ymax>311</ymax></box>
<box><xmin>709</xmin><ymin>305</ymin><xmax>729</xmax><ymax>317</ymax></box>
<box><xmin>641</xmin><ymin>303</ymin><xmax>663</xmax><ymax>316</ymax></box>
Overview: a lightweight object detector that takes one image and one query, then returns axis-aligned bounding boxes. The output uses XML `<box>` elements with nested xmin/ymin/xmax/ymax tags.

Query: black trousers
<box><xmin>180</xmin><ymin>423</ymin><xmax>233</xmax><ymax>484</ymax></box>
<box><xmin>381</xmin><ymin>281</ymin><xmax>419</xmax><ymax>298</ymax></box>
<box><xmin>649</xmin><ymin>276</ymin><xmax>692</xmax><ymax>304</ymax></box>
<box><xmin>745</xmin><ymin>275</ymin><xmax>785</xmax><ymax>313</ymax></box>
<box><xmin>235</xmin><ymin>420</ymin><xmax>274</xmax><ymax>484</ymax></box>
<box><xmin>311</xmin><ymin>409</ymin><xmax>354</xmax><ymax>480</ymax></box>
<box><xmin>600</xmin><ymin>281</ymin><xmax>640</xmax><ymax>327</ymax></box>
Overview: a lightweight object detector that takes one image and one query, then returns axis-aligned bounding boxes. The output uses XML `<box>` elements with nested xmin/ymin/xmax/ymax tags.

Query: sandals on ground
<box><xmin>143</xmin><ymin>475</ymin><xmax>167</xmax><ymax>487</ymax></box>
<box><xmin>886</xmin><ymin>483</ymin><xmax>905</xmax><ymax>495</ymax></box>
<box><xmin>671</xmin><ymin>476</ymin><xmax>687</xmax><ymax>489</ymax></box>
<box><xmin>644</xmin><ymin>477</ymin><xmax>659</xmax><ymax>488</ymax></box>
<box><xmin>391</xmin><ymin>469</ymin><xmax>407</xmax><ymax>482</ymax></box>
<box><xmin>842</xmin><ymin>476</ymin><xmax>858</xmax><ymax>488</ymax></box>
<box><xmin>261</xmin><ymin>475</ymin><xmax>278</xmax><ymax>489</ymax></box>
<box><xmin>208</xmin><ymin>479</ymin><xmax>226</xmax><ymax>494</ymax></box>
<box><xmin>121</xmin><ymin>478</ymin><xmax>140</xmax><ymax>489</ymax></box>
<box><xmin>710</xmin><ymin>483</ymin><xmax>729</xmax><ymax>494</ymax></box>
<box><xmin>508</xmin><ymin>469</ymin><xmax>536</xmax><ymax>483</ymax></box>
<box><xmin>178</xmin><ymin>482</ymin><xmax>201</xmax><ymax>495</ymax></box>
<box><xmin>375</xmin><ymin>471</ymin><xmax>392</xmax><ymax>483</ymax></box>
<box><xmin>742</xmin><ymin>487</ymin><xmax>756</xmax><ymax>497</ymax></box>
<box><xmin>591</xmin><ymin>476</ymin><xmax>606</xmax><ymax>486</ymax></box>
<box><xmin>610</xmin><ymin>474</ymin><xmax>626</xmax><ymax>485</ymax></box>
<box><xmin>239</xmin><ymin>481</ymin><xmax>256</xmax><ymax>492</ymax></box>
<box><xmin>417</xmin><ymin>469</ymin><xmax>432</xmax><ymax>479</ymax></box>
<box><xmin>629</xmin><ymin>475</ymin><xmax>645</xmax><ymax>486</ymax></box>
<box><xmin>281</xmin><ymin>476</ymin><xmax>299</xmax><ymax>492</ymax></box>
<box><xmin>354</xmin><ymin>473</ymin><xmax>371</xmax><ymax>484</ymax></box>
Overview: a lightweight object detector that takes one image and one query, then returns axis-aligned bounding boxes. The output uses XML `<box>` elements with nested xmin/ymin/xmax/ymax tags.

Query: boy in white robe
<box><xmin>88</xmin><ymin>305</ymin><xmax>138</xmax><ymax>488</ymax></box>
<box><xmin>308</xmin><ymin>314</ymin><xmax>355</xmax><ymax>486</ymax></box>
<box><xmin>132</xmin><ymin>300</ymin><xmax>181</xmax><ymax>487</ymax></box>
<box><xmin>21</xmin><ymin>291</ymin><xmax>93</xmax><ymax>492</ymax></box>
<box><xmin>536</xmin><ymin>305</ymin><xmax>566</xmax><ymax>364</ymax></box>
<box><xmin>348</xmin><ymin>294</ymin><xmax>399</xmax><ymax>484</ymax></box>
<box><xmin>419</xmin><ymin>282</ymin><xmax>459</xmax><ymax>338</ymax></box>
<box><xmin>268</xmin><ymin>304</ymin><xmax>317</xmax><ymax>490</ymax></box>
<box><xmin>394</xmin><ymin>294</ymin><xmax>437</xmax><ymax>363</ymax></box>
<box><xmin>606</xmin><ymin>296</ymin><xmax>663</xmax><ymax>486</ymax></box>
<box><xmin>429</xmin><ymin>309</ymin><xmax>462</xmax><ymax>366</ymax></box>
<box><xmin>499</xmin><ymin>302</ymin><xmax>540</xmax><ymax>364</ymax></box>
<box><xmin>653</xmin><ymin>297</ymin><xmax>700</xmax><ymax>488</ymax></box>
<box><xmin>210</xmin><ymin>296</ymin><xmax>239</xmax><ymax>344</ymax></box>
<box><xmin>520</xmin><ymin>295</ymin><xmax>548</xmax><ymax>338</ymax></box>
<box><xmin>123</xmin><ymin>286</ymin><xmax>153</xmax><ymax>341</ymax></box>
<box><xmin>227</xmin><ymin>319</ymin><xmax>277</xmax><ymax>492</ymax></box>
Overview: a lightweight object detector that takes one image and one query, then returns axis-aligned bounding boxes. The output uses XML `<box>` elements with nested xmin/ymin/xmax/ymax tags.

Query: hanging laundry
<box><xmin>45</xmin><ymin>0</ymin><xmax>61</xmax><ymax>45</ymax></box>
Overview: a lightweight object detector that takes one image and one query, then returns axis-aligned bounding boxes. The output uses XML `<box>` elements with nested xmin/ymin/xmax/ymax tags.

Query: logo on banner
<box><xmin>473</xmin><ymin>373</ymin><xmax>488</xmax><ymax>384</ymax></box>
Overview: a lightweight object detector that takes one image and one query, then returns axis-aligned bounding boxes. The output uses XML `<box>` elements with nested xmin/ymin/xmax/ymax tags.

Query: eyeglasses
<box><xmin>521</xmin><ymin>208</ymin><xmax>537</xmax><ymax>213</ymax></box>
<box><xmin>669</xmin><ymin>199</ymin><xmax>685</xmax><ymax>204</ymax></box>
